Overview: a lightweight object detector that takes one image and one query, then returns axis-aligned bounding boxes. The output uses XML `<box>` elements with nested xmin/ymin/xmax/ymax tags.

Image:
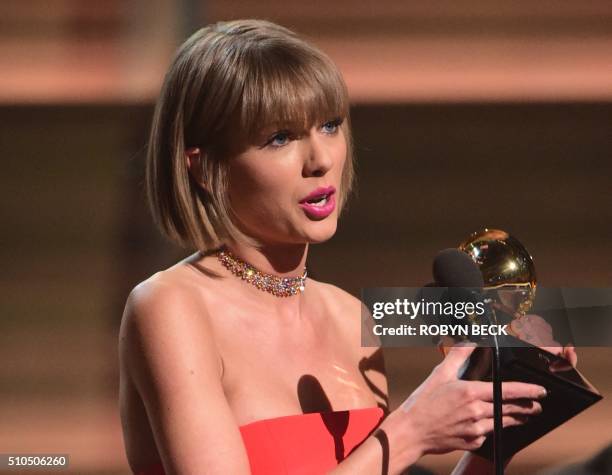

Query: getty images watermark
<box><xmin>370</xmin><ymin>295</ymin><xmax>504</xmax><ymax>337</ymax></box>
<box><xmin>360</xmin><ymin>287</ymin><xmax>612</xmax><ymax>348</ymax></box>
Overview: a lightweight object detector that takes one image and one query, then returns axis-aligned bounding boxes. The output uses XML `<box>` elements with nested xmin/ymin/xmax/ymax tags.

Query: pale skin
<box><xmin>119</xmin><ymin>117</ymin><xmax>577</xmax><ymax>474</ymax></box>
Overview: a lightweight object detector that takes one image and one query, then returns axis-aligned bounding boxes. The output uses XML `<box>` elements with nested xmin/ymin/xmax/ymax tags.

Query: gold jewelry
<box><xmin>216</xmin><ymin>248</ymin><xmax>307</xmax><ymax>297</ymax></box>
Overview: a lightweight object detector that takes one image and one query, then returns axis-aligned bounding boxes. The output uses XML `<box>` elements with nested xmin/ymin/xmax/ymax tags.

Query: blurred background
<box><xmin>1</xmin><ymin>1</ymin><xmax>611</xmax><ymax>474</ymax></box>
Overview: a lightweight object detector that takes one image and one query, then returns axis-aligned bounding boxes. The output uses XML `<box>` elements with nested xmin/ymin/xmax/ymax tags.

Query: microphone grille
<box><xmin>433</xmin><ymin>248</ymin><xmax>484</xmax><ymax>288</ymax></box>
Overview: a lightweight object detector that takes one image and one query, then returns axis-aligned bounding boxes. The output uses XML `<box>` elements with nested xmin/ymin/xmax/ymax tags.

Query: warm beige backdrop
<box><xmin>1</xmin><ymin>2</ymin><xmax>611</xmax><ymax>474</ymax></box>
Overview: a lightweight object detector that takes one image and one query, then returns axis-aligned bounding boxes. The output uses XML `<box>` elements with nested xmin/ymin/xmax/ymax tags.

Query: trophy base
<box><xmin>460</xmin><ymin>337</ymin><xmax>602</xmax><ymax>461</ymax></box>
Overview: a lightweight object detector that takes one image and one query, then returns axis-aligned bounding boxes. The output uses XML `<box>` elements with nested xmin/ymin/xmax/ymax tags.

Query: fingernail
<box><xmin>539</xmin><ymin>388</ymin><xmax>548</xmax><ymax>398</ymax></box>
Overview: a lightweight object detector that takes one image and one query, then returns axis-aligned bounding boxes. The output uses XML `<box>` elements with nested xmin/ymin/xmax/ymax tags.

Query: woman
<box><xmin>118</xmin><ymin>19</ymin><xmax>560</xmax><ymax>475</ymax></box>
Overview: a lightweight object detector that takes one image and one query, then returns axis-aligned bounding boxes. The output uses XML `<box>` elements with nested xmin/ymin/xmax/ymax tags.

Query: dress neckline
<box><xmin>136</xmin><ymin>407</ymin><xmax>385</xmax><ymax>475</ymax></box>
<box><xmin>238</xmin><ymin>406</ymin><xmax>384</xmax><ymax>429</ymax></box>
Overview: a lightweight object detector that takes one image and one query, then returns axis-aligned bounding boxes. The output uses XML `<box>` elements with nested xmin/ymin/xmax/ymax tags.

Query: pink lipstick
<box><xmin>299</xmin><ymin>186</ymin><xmax>336</xmax><ymax>219</ymax></box>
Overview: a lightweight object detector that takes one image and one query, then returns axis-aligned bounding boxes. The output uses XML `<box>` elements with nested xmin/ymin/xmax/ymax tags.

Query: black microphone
<box><xmin>432</xmin><ymin>248</ymin><xmax>505</xmax><ymax>475</ymax></box>
<box><xmin>431</xmin><ymin>248</ymin><xmax>493</xmax><ymax>341</ymax></box>
<box><xmin>433</xmin><ymin>248</ymin><xmax>484</xmax><ymax>289</ymax></box>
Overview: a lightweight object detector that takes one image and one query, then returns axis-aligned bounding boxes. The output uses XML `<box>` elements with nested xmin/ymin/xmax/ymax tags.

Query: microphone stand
<box><xmin>492</xmin><ymin>339</ymin><xmax>503</xmax><ymax>474</ymax></box>
<box><xmin>487</xmin><ymin>301</ymin><xmax>504</xmax><ymax>475</ymax></box>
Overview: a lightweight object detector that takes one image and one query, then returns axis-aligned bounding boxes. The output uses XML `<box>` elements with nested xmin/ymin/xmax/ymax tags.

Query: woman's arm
<box><xmin>330</xmin><ymin>344</ymin><xmax>546</xmax><ymax>475</ymax></box>
<box><xmin>325</xmin><ymin>291</ymin><xmax>545</xmax><ymax>475</ymax></box>
<box><xmin>329</xmin><ymin>404</ymin><xmax>425</xmax><ymax>475</ymax></box>
<box><xmin>119</xmin><ymin>278</ymin><xmax>251</xmax><ymax>475</ymax></box>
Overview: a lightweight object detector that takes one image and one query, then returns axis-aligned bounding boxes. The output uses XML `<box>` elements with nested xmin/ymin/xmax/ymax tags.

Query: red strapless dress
<box><xmin>136</xmin><ymin>407</ymin><xmax>385</xmax><ymax>475</ymax></box>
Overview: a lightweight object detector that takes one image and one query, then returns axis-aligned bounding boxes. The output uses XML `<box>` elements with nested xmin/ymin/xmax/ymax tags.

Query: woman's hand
<box><xmin>378</xmin><ymin>344</ymin><xmax>547</xmax><ymax>470</ymax></box>
<box><xmin>510</xmin><ymin>314</ymin><xmax>578</xmax><ymax>369</ymax></box>
<box><xmin>449</xmin><ymin>315</ymin><xmax>580</xmax><ymax>474</ymax></box>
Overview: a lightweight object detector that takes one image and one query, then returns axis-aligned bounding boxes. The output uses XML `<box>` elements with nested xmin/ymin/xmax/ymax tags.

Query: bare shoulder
<box><xmin>310</xmin><ymin>279</ymin><xmax>362</xmax><ymax>314</ymax></box>
<box><xmin>122</xmin><ymin>268</ymin><xmax>200</xmax><ymax>337</ymax></box>
<box><xmin>118</xmin><ymin>264</ymin><xmax>250</xmax><ymax>473</ymax></box>
<box><xmin>119</xmin><ymin>264</ymin><xmax>223</xmax><ymax>382</ymax></box>
<box><xmin>124</xmin><ymin>268</ymin><xmax>200</xmax><ymax>322</ymax></box>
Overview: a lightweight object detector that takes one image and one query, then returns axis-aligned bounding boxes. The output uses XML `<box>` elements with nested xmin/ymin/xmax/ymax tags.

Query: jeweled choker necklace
<box><xmin>216</xmin><ymin>248</ymin><xmax>307</xmax><ymax>297</ymax></box>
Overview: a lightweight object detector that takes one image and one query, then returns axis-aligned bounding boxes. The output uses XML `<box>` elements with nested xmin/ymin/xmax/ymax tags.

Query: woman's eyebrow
<box><xmin>259</xmin><ymin>123</ymin><xmax>297</xmax><ymax>136</ymax></box>
<box><xmin>258</xmin><ymin>116</ymin><xmax>336</xmax><ymax>137</ymax></box>
<box><xmin>258</xmin><ymin>122</ymin><xmax>286</xmax><ymax>133</ymax></box>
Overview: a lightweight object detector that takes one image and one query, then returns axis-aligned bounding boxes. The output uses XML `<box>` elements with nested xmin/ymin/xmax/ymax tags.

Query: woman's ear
<box><xmin>185</xmin><ymin>147</ymin><xmax>209</xmax><ymax>191</ymax></box>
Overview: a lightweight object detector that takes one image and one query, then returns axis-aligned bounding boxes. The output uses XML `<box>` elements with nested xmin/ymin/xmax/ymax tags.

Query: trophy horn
<box><xmin>458</xmin><ymin>228</ymin><xmax>537</xmax><ymax>316</ymax></box>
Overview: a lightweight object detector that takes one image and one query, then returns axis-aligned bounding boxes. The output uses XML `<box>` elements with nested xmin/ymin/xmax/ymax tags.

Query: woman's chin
<box><xmin>303</xmin><ymin>220</ymin><xmax>338</xmax><ymax>243</ymax></box>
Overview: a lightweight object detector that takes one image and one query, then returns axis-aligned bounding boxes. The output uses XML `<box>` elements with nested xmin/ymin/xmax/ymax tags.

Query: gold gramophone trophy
<box><xmin>459</xmin><ymin>228</ymin><xmax>536</xmax><ymax>321</ymax></box>
<box><xmin>457</xmin><ymin>228</ymin><xmax>602</xmax><ymax>461</ymax></box>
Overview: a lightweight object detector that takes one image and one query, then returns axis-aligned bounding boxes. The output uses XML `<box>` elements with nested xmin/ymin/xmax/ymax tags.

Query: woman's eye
<box><xmin>272</xmin><ymin>133</ymin><xmax>289</xmax><ymax>146</ymax></box>
<box><xmin>265</xmin><ymin>131</ymin><xmax>291</xmax><ymax>147</ymax></box>
<box><xmin>322</xmin><ymin>118</ymin><xmax>343</xmax><ymax>134</ymax></box>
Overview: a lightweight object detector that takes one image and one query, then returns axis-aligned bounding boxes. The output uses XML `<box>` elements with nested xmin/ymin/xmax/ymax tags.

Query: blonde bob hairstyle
<box><xmin>146</xmin><ymin>19</ymin><xmax>355</xmax><ymax>252</ymax></box>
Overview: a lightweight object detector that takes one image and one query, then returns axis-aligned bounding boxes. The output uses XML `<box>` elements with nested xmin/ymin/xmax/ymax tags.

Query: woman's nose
<box><xmin>302</xmin><ymin>134</ymin><xmax>334</xmax><ymax>177</ymax></box>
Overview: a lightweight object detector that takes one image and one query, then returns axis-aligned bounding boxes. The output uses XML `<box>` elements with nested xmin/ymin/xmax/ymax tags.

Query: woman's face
<box><xmin>227</xmin><ymin>117</ymin><xmax>347</xmax><ymax>245</ymax></box>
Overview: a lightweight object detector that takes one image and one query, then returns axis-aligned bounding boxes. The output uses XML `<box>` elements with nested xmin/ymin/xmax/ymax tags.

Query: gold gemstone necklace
<box><xmin>216</xmin><ymin>248</ymin><xmax>307</xmax><ymax>297</ymax></box>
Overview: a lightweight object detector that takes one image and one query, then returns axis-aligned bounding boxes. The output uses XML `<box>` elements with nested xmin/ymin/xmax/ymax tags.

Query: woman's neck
<box><xmin>225</xmin><ymin>241</ymin><xmax>309</xmax><ymax>279</ymax></box>
<box><xmin>219</xmin><ymin>242</ymin><xmax>310</xmax><ymax>317</ymax></box>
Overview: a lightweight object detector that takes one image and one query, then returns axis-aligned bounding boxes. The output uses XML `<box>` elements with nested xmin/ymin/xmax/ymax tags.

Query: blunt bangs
<box><xmin>239</xmin><ymin>43</ymin><xmax>350</xmax><ymax>143</ymax></box>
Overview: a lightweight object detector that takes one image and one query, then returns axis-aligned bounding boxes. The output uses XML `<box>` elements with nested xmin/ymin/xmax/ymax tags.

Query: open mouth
<box><xmin>299</xmin><ymin>186</ymin><xmax>336</xmax><ymax>219</ymax></box>
<box><xmin>300</xmin><ymin>186</ymin><xmax>336</xmax><ymax>205</ymax></box>
<box><xmin>305</xmin><ymin>193</ymin><xmax>331</xmax><ymax>207</ymax></box>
